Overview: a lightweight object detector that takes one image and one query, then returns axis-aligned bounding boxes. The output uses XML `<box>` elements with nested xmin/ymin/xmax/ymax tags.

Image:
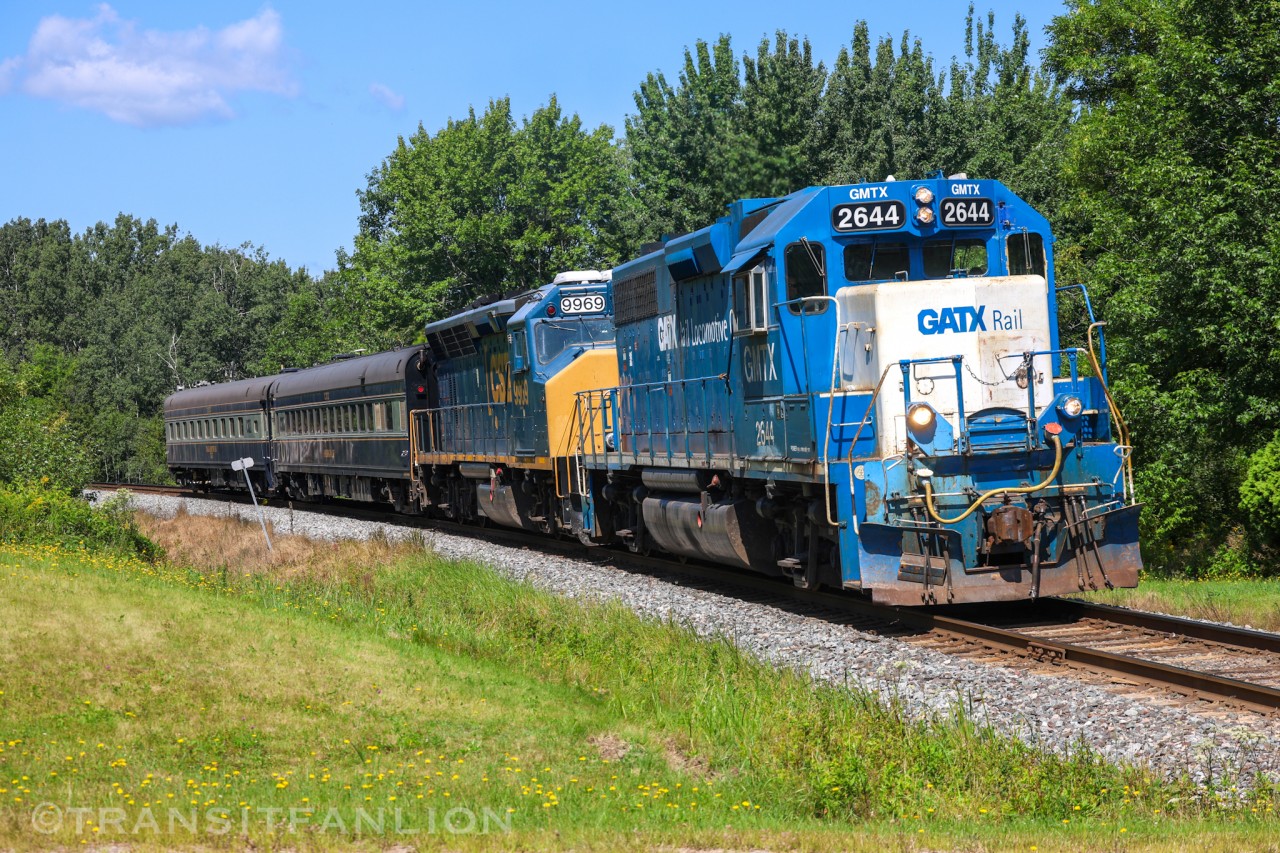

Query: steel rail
<box><xmin>1029</xmin><ymin>597</ymin><xmax>1280</xmax><ymax>655</ymax></box>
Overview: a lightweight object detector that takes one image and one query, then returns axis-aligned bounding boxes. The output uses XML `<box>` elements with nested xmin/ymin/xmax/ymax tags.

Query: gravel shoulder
<box><xmin>102</xmin><ymin>491</ymin><xmax>1280</xmax><ymax>787</ymax></box>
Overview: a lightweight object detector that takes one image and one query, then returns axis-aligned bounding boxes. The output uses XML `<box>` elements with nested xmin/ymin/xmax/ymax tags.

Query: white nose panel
<box><xmin>836</xmin><ymin>275</ymin><xmax>1053</xmax><ymax>455</ymax></box>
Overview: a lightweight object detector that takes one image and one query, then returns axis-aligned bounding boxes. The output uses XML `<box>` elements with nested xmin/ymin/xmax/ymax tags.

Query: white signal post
<box><xmin>231</xmin><ymin>457</ymin><xmax>273</xmax><ymax>551</ymax></box>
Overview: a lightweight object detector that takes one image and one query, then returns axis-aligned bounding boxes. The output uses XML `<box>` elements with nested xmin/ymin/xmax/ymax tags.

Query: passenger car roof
<box><xmin>164</xmin><ymin>376</ymin><xmax>278</xmax><ymax>415</ymax></box>
<box><xmin>270</xmin><ymin>346</ymin><xmax>424</xmax><ymax>398</ymax></box>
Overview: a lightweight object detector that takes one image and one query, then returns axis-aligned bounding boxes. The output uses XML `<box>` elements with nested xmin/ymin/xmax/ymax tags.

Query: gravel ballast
<box><xmin>106</xmin><ymin>491</ymin><xmax>1280</xmax><ymax>786</ymax></box>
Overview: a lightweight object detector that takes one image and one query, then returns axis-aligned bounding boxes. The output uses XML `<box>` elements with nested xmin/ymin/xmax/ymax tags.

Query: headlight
<box><xmin>914</xmin><ymin>187</ymin><xmax>934</xmax><ymax>204</ymax></box>
<box><xmin>916</xmin><ymin>207</ymin><xmax>935</xmax><ymax>225</ymax></box>
<box><xmin>907</xmin><ymin>403</ymin><xmax>936</xmax><ymax>431</ymax></box>
<box><xmin>1059</xmin><ymin>395</ymin><xmax>1084</xmax><ymax>418</ymax></box>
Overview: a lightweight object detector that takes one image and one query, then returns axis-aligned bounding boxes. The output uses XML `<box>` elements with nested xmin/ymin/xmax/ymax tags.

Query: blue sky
<box><xmin>0</xmin><ymin>1</ymin><xmax>1064</xmax><ymax>275</ymax></box>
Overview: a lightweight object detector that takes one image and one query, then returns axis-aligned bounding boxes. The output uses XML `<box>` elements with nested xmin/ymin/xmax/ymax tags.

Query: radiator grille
<box><xmin>614</xmin><ymin>268</ymin><xmax>659</xmax><ymax>326</ymax></box>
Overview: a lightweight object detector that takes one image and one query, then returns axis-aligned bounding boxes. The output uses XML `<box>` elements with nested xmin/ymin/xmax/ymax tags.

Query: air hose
<box><xmin>920</xmin><ymin>434</ymin><xmax>1063</xmax><ymax>525</ymax></box>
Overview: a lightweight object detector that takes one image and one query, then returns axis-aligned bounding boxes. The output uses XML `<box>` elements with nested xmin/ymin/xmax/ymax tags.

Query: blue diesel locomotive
<box><xmin>570</xmin><ymin>176</ymin><xmax>1140</xmax><ymax>604</ymax></box>
<box><xmin>164</xmin><ymin>176</ymin><xmax>1140</xmax><ymax>605</ymax></box>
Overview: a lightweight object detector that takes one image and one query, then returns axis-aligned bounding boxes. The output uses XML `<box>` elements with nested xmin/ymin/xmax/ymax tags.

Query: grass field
<box><xmin>1080</xmin><ymin>576</ymin><xmax>1280</xmax><ymax>632</ymax></box>
<box><xmin>0</xmin><ymin>509</ymin><xmax>1276</xmax><ymax>850</ymax></box>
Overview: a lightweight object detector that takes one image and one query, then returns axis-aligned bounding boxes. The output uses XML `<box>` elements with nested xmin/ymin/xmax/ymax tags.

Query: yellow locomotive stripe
<box><xmin>415</xmin><ymin>452</ymin><xmax>554</xmax><ymax>471</ymax></box>
<box><xmin>546</xmin><ymin>348</ymin><xmax>619</xmax><ymax>456</ymax></box>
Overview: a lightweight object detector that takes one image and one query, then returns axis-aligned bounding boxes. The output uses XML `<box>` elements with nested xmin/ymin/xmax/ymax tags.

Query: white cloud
<box><xmin>1</xmin><ymin>4</ymin><xmax>297</xmax><ymax>127</ymax></box>
<box><xmin>368</xmin><ymin>82</ymin><xmax>404</xmax><ymax>112</ymax></box>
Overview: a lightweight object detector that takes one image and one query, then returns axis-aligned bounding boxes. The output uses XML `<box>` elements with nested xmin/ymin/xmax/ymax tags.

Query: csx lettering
<box><xmin>743</xmin><ymin>342</ymin><xmax>777</xmax><ymax>382</ymax></box>
<box><xmin>488</xmin><ymin>351</ymin><xmax>510</xmax><ymax>403</ymax></box>
<box><xmin>848</xmin><ymin>186</ymin><xmax>889</xmax><ymax>200</ymax></box>
<box><xmin>950</xmin><ymin>182</ymin><xmax>982</xmax><ymax>196</ymax></box>
<box><xmin>918</xmin><ymin>306</ymin><xmax>988</xmax><ymax>335</ymax></box>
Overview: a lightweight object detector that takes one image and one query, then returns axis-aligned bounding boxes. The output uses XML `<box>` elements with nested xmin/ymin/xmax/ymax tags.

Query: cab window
<box><xmin>844</xmin><ymin>241</ymin><xmax>910</xmax><ymax>282</ymax></box>
<box><xmin>511</xmin><ymin>328</ymin><xmax>528</xmax><ymax>373</ymax></box>
<box><xmin>924</xmin><ymin>238</ymin><xmax>988</xmax><ymax>278</ymax></box>
<box><xmin>784</xmin><ymin>241</ymin><xmax>826</xmax><ymax>312</ymax></box>
<box><xmin>534</xmin><ymin>317</ymin><xmax>614</xmax><ymax>365</ymax></box>
<box><xmin>1008</xmin><ymin>231</ymin><xmax>1046</xmax><ymax>276</ymax></box>
<box><xmin>733</xmin><ymin>265</ymin><xmax>770</xmax><ymax>335</ymax></box>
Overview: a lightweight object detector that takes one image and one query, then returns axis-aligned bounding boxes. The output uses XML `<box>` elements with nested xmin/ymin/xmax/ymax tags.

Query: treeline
<box><xmin>1045</xmin><ymin>0</ymin><xmax>1280</xmax><ymax>574</ymax></box>
<box><xmin>3</xmin><ymin>0</ymin><xmax>1280</xmax><ymax>577</ymax></box>
<box><xmin>0</xmin><ymin>216</ymin><xmax>331</xmax><ymax>481</ymax></box>
<box><xmin>344</xmin><ymin>11</ymin><xmax>1067</xmax><ymax>344</ymax></box>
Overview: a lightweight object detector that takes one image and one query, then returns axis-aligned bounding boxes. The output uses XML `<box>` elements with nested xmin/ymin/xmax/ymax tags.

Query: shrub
<box><xmin>0</xmin><ymin>481</ymin><xmax>160</xmax><ymax>560</ymax></box>
<box><xmin>1240</xmin><ymin>431</ymin><xmax>1280</xmax><ymax>554</ymax></box>
<box><xmin>0</xmin><ymin>356</ymin><xmax>97</xmax><ymax>490</ymax></box>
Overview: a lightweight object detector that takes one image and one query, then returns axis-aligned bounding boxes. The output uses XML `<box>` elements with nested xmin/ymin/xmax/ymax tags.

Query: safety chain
<box><xmin>961</xmin><ymin>352</ymin><xmax>1036</xmax><ymax>388</ymax></box>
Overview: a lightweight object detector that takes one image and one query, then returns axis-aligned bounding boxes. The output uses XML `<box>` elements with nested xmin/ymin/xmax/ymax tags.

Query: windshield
<box><xmin>534</xmin><ymin>317</ymin><xmax>615</xmax><ymax>364</ymax></box>
<box><xmin>923</xmin><ymin>238</ymin><xmax>988</xmax><ymax>278</ymax></box>
<box><xmin>844</xmin><ymin>241</ymin><xmax>909</xmax><ymax>282</ymax></box>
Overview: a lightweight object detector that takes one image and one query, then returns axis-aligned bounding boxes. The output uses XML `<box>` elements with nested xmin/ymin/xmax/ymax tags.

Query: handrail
<box><xmin>772</xmin><ymin>294</ymin><xmax>853</xmax><ymax>528</ymax></box>
<box><xmin>418</xmin><ymin>401</ymin><xmax>510</xmax><ymax>458</ymax></box>
<box><xmin>1056</xmin><ymin>283</ymin><xmax>1108</xmax><ymax>382</ymax></box>
<box><xmin>574</xmin><ymin>375</ymin><xmax>731</xmax><ymax>466</ymax></box>
<box><xmin>840</xmin><ymin>363</ymin><xmax>900</xmax><ymax>534</ymax></box>
<box><xmin>1085</xmin><ymin>321</ymin><xmax>1134</xmax><ymax>502</ymax></box>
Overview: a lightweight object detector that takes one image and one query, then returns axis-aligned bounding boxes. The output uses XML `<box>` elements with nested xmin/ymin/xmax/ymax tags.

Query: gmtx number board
<box><xmin>940</xmin><ymin>197</ymin><xmax>995</xmax><ymax>227</ymax></box>
<box><xmin>831</xmin><ymin>201</ymin><xmax>905</xmax><ymax>232</ymax></box>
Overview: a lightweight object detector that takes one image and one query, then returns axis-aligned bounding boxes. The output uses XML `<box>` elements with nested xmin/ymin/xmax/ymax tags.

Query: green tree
<box><xmin>0</xmin><ymin>213</ymin><xmax>326</xmax><ymax>484</ymax></box>
<box><xmin>1047</xmin><ymin>0</ymin><xmax>1280</xmax><ymax>571</ymax></box>
<box><xmin>939</xmin><ymin>7</ymin><xmax>1072</xmax><ymax>213</ymax></box>
<box><xmin>740</xmin><ymin>31</ymin><xmax>827</xmax><ymax>198</ymax></box>
<box><xmin>624</xmin><ymin>35</ymin><xmax>746</xmax><ymax>242</ymax></box>
<box><xmin>0</xmin><ymin>348</ymin><xmax>96</xmax><ymax>489</ymax></box>
<box><xmin>812</xmin><ymin>22</ymin><xmax>890</xmax><ymax>184</ymax></box>
<box><xmin>813</xmin><ymin>9</ymin><xmax>1068</xmax><ymax>200</ymax></box>
<box><xmin>343</xmin><ymin>96</ymin><xmax>628</xmax><ymax>344</ymax></box>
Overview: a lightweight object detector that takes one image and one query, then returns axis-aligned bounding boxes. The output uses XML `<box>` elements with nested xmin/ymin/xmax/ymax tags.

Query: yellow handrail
<box><xmin>1084</xmin><ymin>322</ymin><xmax>1135</xmax><ymax>501</ymax></box>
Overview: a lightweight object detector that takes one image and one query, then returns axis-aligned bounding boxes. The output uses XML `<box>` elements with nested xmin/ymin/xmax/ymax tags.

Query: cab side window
<box><xmin>733</xmin><ymin>266</ymin><xmax>770</xmax><ymax>334</ymax></box>
<box><xmin>1008</xmin><ymin>231</ymin><xmax>1046</xmax><ymax>277</ymax></box>
<box><xmin>784</xmin><ymin>241</ymin><xmax>827</xmax><ymax>313</ymax></box>
<box><xmin>511</xmin><ymin>328</ymin><xmax>528</xmax><ymax>372</ymax></box>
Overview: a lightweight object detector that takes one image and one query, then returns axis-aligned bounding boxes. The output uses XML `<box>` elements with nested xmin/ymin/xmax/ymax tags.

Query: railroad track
<box><xmin>93</xmin><ymin>483</ymin><xmax>1280</xmax><ymax>715</ymax></box>
<box><xmin>92</xmin><ymin>482</ymin><xmax>191</xmax><ymax>497</ymax></box>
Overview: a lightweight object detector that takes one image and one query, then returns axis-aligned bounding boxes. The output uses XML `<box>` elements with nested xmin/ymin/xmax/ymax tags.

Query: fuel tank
<box><xmin>476</xmin><ymin>483</ymin><xmax>536</xmax><ymax>530</ymax></box>
<box><xmin>641</xmin><ymin>494</ymin><xmax>777</xmax><ymax>572</ymax></box>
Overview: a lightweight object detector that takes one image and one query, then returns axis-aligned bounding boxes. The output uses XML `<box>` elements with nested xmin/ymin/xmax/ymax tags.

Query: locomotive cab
<box><xmin>413</xmin><ymin>271</ymin><xmax>616</xmax><ymax>535</ymax></box>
